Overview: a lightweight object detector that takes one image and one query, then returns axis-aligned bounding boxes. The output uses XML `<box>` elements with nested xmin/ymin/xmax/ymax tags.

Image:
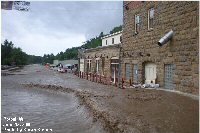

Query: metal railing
<box><xmin>74</xmin><ymin>71</ymin><xmax>133</xmax><ymax>89</ymax></box>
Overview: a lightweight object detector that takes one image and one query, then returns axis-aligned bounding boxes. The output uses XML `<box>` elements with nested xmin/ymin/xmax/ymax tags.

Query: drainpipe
<box><xmin>158</xmin><ymin>30</ymin><xmax>173</xmax><ymax>46</ymax></box>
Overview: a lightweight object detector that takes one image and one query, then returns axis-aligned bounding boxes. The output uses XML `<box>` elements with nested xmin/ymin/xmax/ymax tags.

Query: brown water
<box><xmin>2</xmin><ymin>65</ymin><xmax>198</xmax><ymax>133</ymax></box>
<box><xmin>1</xmin><ymin>75</ymin><xmax>106</xmax><ymax>133</ymax></box>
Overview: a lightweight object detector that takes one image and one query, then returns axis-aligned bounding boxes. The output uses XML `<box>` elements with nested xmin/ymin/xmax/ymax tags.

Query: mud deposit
<box><xmin>1</xmin><ymin>65</ymin><xmax>199</xmax><ymax>133</ymax></box>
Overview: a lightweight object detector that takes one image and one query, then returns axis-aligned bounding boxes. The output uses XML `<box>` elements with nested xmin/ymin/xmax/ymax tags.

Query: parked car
<box><xmin>58</xmin><ymin>67</ymin><xmax>65</xmax><ymax>73</ymax></box>
<box><xmin>63</xmin><ymin>64</ymin><xmax>72</xmax><ymax>73</ymax></box>
<box><xmin>49</xmin><ymin>64</ymin><xmax>56</xmax><ymax>70</ymax></box>
<box><xmin>56</xmin><ymin>63</ymin><xmax>65</xmax><ymax>73</ymax></box>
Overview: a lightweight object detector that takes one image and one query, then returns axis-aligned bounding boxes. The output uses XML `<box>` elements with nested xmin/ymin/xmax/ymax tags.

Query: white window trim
<box><xmin>148</xmin><ymin>8</ymin><xmax>154</xmax><ymax>30</ymax></box>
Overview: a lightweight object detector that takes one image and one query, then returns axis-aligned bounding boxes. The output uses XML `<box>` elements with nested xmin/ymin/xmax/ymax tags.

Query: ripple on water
<box><xmin>1</xmin><ymin>77</ymin><xmax>106</xmax><ymax>133</ymax></box>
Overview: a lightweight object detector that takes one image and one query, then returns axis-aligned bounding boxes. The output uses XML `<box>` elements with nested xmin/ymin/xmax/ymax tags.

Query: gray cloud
<box><xmin>2</xmin><ymin>1</ymin><xmax>123</xmax><ymax>56</ymax></box>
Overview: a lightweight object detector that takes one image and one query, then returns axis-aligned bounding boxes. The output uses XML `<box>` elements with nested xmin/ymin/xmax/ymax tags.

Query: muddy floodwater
<box><xmin>1</xmin><ymin>64</ymin><xmax>199</xmax><ymax>133</ymax></box>
<box><xmin>1</xmin><ymin>75</ymin><xmax>106</xmax><ymax>133</ymax></box>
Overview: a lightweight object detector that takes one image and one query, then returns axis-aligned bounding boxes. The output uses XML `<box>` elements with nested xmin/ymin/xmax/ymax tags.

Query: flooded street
<box><xmin>1</xmin><ymin>65</ymin><xmax>199</xmax><ymax>133</ymax></box>
<box><xmin>1</xmin><ymin>71</ymin><xmax>106</xmax><ymax>133</ymax></box>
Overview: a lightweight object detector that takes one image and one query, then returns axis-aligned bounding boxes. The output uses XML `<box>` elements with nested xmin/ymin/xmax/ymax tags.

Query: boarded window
<box><xmin>135</xmin><ymin>14</ymin><xmax>140</xmax><ymax>34</ymax></box>
<box><xmin>133</xmin><ymin>64</ymin><xmax>138</xmax><ymax>84</ymax></box>
<box><xmin>148</xmin><ymin>8</ymin><xmax>154</xmax><ymax>29</ymax></box>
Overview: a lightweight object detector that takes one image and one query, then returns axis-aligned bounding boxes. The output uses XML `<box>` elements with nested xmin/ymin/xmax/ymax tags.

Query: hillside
<box><xmin>2</xmin><ymin>25</ymin><xmax>122</xmax><ymax>65</ymax></box>
<box><xmin>44</xmin><ymin>25</ymin><xmax>122</xmax><ymax>64</ymax></box>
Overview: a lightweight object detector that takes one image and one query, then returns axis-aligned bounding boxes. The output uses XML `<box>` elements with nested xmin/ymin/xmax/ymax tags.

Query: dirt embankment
<box><xmin>21</xmin><ymin>82</ymin><xmax>199</xmax><ymax>133</ymax></box>
<box><xmin>1</xmin><ymin>66</ymin><xmax>25</xmax><ymax>76</ymax></box>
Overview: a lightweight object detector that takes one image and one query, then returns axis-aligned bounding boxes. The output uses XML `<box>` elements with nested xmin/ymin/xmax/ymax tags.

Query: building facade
<box><xmin>121</xmin><ymin>1</ymin><xmax>199</xmax><ymax>94</ymax></box>
<box><xmin>102</xmin><ymin>31</ymin><xmax>122</xmax><ymax>46</ymax></box>
<box><xmin>78</xmin><ymin>31</ymin><xmax>122</xmax><ymax>83</ymax></box>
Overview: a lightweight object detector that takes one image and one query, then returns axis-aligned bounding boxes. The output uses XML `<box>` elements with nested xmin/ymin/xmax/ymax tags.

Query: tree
<box><xmin>1</xmin><ymin>39</ymin><xmax>43</xmax><ymax>65</ymax></box>
<box><xmin>109</xmin><ymin>25</ymin><xmax>122</xmax><ymax>34</ymax></box>
<box><xmin>10</xmin><ymin>47</ymin><xmax>28</xmax><ymax>65</ymax></box>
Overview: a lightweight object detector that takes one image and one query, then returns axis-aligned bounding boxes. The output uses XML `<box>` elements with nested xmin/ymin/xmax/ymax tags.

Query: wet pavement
<box><xmin>1</xmin><ymin>64</ymin><xmax>199</xmax><ymax>133</ymax></box>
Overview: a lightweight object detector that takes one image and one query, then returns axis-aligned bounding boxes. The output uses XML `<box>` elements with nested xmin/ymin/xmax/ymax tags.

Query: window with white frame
<box><xmin>87</xmin><ymin>59</ymin><xmax>91</xmax><ymax>72</ymax></box>
<box><xmin>148</xmin><ymin>8</ymin><xmax>154</xmax><ymax>30</ymax></box>
<box><xmin>135</xmin><ymin>14</ymin><xmax>140</xmax><ymax>34</ymax></box>
<box><xmin>106</xmin><ymin>40</ymin><xmax>107</xmax><ymax>45</ymax></box>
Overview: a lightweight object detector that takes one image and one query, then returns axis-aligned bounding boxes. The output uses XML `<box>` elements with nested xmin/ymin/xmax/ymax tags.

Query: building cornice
<box><xmin>101</xmin><ymin>31</ymin><xmax>122</xmax><ymax>39</ymax></box>
<box><xmin>85</xmin><ymin>43</ymin><xmax>121</xmax><ymax>53</ymax></box>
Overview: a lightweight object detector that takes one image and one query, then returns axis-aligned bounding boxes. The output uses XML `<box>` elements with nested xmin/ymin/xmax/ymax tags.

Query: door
<box><xmin>164</xmin><ymin>64</ymin><xmax>173</xmax><ymax>89</ymax></box>
<box><xmin>111</xmin><ymin>64</ymin><xmax>119</xmax><ymax>83</ymax></box>
<box><xmin>133</xmin><ymin>64</ymin><xmax>138</xmax><ymax>84</ymax></box>
<box><xmin>145</xmin><ymin>63</ymin><xmax>156</xmax><ymax>84</ymax></box>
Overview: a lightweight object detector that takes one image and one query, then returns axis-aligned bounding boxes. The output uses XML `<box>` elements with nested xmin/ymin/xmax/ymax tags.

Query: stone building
<box><xmin>78</xmin><ymin>31</ymin><xmax>122</xmax><ymax>83</ymax></box>
<box><xmin>121</xmin><ymin>1</ymin><xmax>199</xmax><ymax>94</ymax></box>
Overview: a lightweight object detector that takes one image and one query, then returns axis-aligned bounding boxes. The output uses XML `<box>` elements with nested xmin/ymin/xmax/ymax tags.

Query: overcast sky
<box><xmin>1</xmin><ymin>1</ymin><xmax>123</xmax><ymax>56</ymax></box>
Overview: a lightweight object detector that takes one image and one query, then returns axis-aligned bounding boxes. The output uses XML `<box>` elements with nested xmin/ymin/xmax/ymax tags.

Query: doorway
<box><xmin>111</xmin><ymin>57</ymin><xmax>119</xmax><ymax>83</ymax></box>
<box><xmin>145</xmin><ymin>63</ymin><xmax>157</xmax><ymax>84</ymax></box>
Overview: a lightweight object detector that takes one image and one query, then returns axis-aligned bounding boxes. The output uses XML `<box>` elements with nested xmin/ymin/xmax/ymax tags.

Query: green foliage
<box><xmin>2</xmin><ymin>25</ymin><xmax>122</xmax><ymax>65</ymax></box>
<box><xmin>27</xmin><ymin>55</ymin><xmax>43</xmax><ymax>64</ymax></box>
<box><xmin>1</xmin><ymin>39</ymin><xmax>43</xmax><ymax>65</ymax></box>
<box><xmin>10</xmin><ymin>47</ymin><xmax>28</xmax><ymax>65</ymax></box>
<box><xmin>54</xmin><ymin>31</ymin><xmax>104</xmax><ymax>61</ymax></box>
<box><xmin>43</xmin><ymin>25</ymin><xmax>122</xmax><ymax>63</ymax></box>
<box><xmin>43</xmin><ymin>53</ymin><xmax>55</xmax><ymax>64</ymax></box>
<box><xmin>109</xmin><ymin>25</ymin><xmax>122</xmax><ymax>34</ymax></box>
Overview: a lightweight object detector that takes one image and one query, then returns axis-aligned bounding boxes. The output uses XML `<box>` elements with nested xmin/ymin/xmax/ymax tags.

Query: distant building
<box><xmin>78</xmin><ymin>31</ymin><xmax>122</xmax><ymax>83</ymax></box>
<box><xmin>53</xmin><ymin>59</ymin><xmax>78</xmax><ymax>66</ymax></box>
<box><xmin>101</xmin><ymin>31</ymin><xmax>122</xmax><ymax>47</ymax></box>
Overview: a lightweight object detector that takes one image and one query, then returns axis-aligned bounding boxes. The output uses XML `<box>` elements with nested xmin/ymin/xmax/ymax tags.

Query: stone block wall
<box><xmin>121</xmin><ymin>1</ymin><xmax>199</xmax><ymax>94</ymax></box>
<box><xmin>84</xmin><ymin>45</ymin><xmax>120</xmax><ymax>77</ymax></box>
